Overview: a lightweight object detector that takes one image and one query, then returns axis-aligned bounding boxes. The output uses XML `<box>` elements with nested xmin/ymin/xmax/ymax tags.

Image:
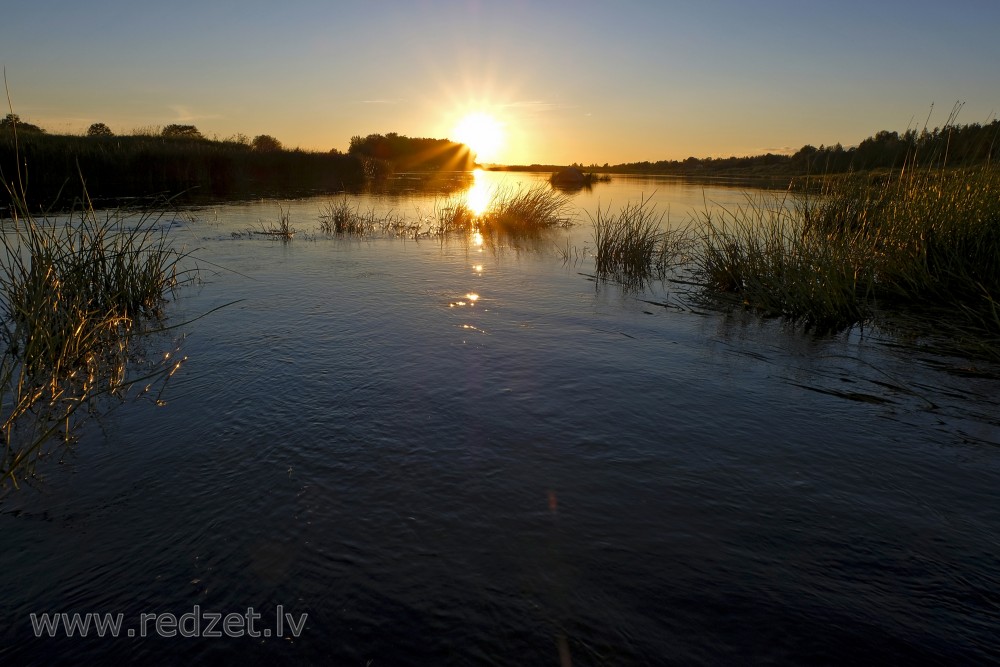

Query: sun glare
<box><xmin>453</xmin><ymin>112</ymin><xmax>504</xmax><ymax>163</ymax></box>
<box><xmin>465</xmin><ymin>169</ymin><xmax>491</xmax><ymax>216</ymax></box>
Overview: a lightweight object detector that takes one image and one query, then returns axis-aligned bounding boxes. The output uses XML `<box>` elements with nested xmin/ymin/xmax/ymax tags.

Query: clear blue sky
<box><xmin>4</xmin><ymin>0</ymin><xmax>998</xmax><ymax>164</ymax></box>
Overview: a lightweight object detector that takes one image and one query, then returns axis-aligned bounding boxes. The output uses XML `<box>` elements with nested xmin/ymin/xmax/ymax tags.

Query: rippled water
<box><xmin>2</xmin><ymin>172</ymin><xmax>999</xmax><ymax>664</ymax></box>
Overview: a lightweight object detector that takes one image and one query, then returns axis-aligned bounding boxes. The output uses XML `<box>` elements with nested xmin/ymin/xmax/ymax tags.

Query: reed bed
<box><xmin>478</xmin><ymin>184</ymin><xmax>572</xmax><ymax>235</ymax></box>
<box><xmin>318</xmin><ymin>198</ymin><xmax>414</xmax><ymax>236</ymax></box>
<box><xmin>693</xmin><ymin>193</ymin><xmax>872</xmax><ymax>331</ymax></box>
<box><xmin>0</xmin><ymin>186</ymin><xmax>193</xmax><ymax>486</ymax></box>
<box><xmin>433</xmin><ymin>195</ymin><xmax>476</xmax><ymax>234</ymax></box>
<box><xmin>323</xmin><ymin>185</ymin><xmax>572</xmax><ymax>240</ymax></box>
<box><xmin>590</xmin><ymin>195</ymin><xmax>687</xmax><ymax>289</ymax></box>
<box><xmin>691</xmin><ymin>164</ymin><xmax>1000</xmax><ymax>345</ymax></box>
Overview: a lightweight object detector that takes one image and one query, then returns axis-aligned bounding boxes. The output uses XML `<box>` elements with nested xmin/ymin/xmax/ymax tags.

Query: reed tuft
<box><xmin>1</xmin><ymin>182</ymin><xmax>194</xmax><ymax>486</ymax></box>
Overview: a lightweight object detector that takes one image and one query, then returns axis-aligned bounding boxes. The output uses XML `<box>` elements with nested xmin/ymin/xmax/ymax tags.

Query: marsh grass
<box><xmin>0</xmin><ymin>183</ymin><xmax>194</xmax><ymax>486</ymax></box>
<box><xmin>693</xmin><ymin>193</ymin><xmax>872</xmax><ymax>331</ymax></box>
<box><xmin>324</xmin><ymin>184</ymin><xmax>573</xmax><ymax>241</ymax></box>
<box><xmin>433</xmin><ymin>195</ymin><xmax>476</xmax><ymax>234</ymax></box>
<box><xmin>691</xmin><ymin>163</ymin><xmax>1000</xmax><ymax>346</ymax></box>
<box><xmin>252</xmin><ymin>205</ymin><xmax>295</xmax><ymax>240</ymax></box>
<box><xmin>591</xmin><ymin>195</ymin><xmax>689</xmax><ymax>290</ymax></box>
<box><xmin>319</xmin><ymin>198</ymin><xmax>359</xmax><ymax>234</ymax></box>
<box><xmin>478</xmin><ymin>184</ymin><xmax>572</xmax><ymax>236</ymax></box>
<box><xmin>318</xmin><ymin>197</ymin><xmax>413</xmax><ymax>236</ymax></box>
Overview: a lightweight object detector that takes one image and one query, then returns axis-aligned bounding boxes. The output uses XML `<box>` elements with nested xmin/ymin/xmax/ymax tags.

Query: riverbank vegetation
<box><xmin>588</xmin><ymin>160</ymin><xmax>1000</xmax><ymax>357</ymax></box>
<box><xmin>692</xmin><ymin>163</ymin><xmax>1000</xmax><ymax>347</ymax></box>
<box><xmin>591</xmin><ymin>195</ymin><xmax>680</xmax><ymax>290</ymax></box>
<box><xmin>0</xmin><ymin>118</ymin><xmax>481</xmax><ymax>213</ymax></box>
<box><xmin>0</xmin><ymin>122</ymin><xmax>371</xmax><ymax>211</ymax></box>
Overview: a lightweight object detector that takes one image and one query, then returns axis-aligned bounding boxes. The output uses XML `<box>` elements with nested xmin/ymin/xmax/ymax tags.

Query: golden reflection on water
<box><xmin>464</xmin><ymin>169</ymin><xmax>492</xmax><ymax>217</ymax></box>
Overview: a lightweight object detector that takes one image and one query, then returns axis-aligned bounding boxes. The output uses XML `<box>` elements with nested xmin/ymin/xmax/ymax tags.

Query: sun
<box><xmin>452</xmin><ymin>112</ymin><xmax>504</xmax><ymax>164</ymax></box>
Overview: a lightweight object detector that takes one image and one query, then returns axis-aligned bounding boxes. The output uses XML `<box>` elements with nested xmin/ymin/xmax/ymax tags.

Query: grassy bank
<box><xmin>0</xmin><ymin>182</ymin><xmax>193</xmax><ymax>487</ymax></box>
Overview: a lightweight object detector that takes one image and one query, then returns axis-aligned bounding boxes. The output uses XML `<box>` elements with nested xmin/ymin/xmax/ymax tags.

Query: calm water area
<box><xmin>2</xmin><ymin>171</ymin><xmax>999</xmax><ymax>664</ymax></box>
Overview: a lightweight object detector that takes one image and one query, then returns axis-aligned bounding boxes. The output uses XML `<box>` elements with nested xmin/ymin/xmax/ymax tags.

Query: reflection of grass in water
<box><xmin>1</xmin><ymin>182</ymin><xmax>195</xmax><ymax>487</ymax></box>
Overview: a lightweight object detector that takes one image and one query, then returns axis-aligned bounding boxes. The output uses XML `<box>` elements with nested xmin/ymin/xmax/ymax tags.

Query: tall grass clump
<box><xmin>318</xmin><ymin>197</ymin><xmax>412</xmax><ymax>236</ymax></box>
<box><xmin>591</xmin><ymin>195</ymin><xmax>686</xmax><ymax>289</ymax></box>
<box><xmin>433</xmin><ymin>194</ymin><xmax>476</xmax><ymax>234</ymax></box>
<box><xmin>692</xmin><ymin>161</ymin><xmax>1000</xmax><ymax>344</ymax></box>
<box><xmin>694</xmin><ymin>192</ymin><xmax>873</xmax><ymax>331</ymax></box>
<box><xmin>0</xmin><ymin>184</ymin><xmax>193</xmax><ymax>487</ymax></box>
<box><xmin>319</xmin><ymin>197</ymin><xmax>361</xmax><ymax>234</ymax></box>
<box><xmin>806</xmin><ymin>165</ymin><xmax>1000</xmax><ymax>304</ymax></box>
<box><xmin>478</xmin><ymin>184</ymin><xmax>572</xmax><ymax>236</ymax></box>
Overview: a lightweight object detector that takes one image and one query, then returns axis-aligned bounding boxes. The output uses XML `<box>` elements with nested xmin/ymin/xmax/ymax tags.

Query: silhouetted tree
<box><xmin>252</xmin><ymin>134</ymin><xmax>283</xmax><ymax>152</ymax></box>
<box><xmin>0</xmin><ymin>113</ymin><xmax>44</xmax><ymax>133</ymax></box>
<box><xmin>87</xmin><ymin>122</ymin><xmax>114</xmax><ymax>137</ymax></box>
<box><xmin>162</xmin><ymin>124</ymin><xmax>203</xmax><ymax>139</ymax></box>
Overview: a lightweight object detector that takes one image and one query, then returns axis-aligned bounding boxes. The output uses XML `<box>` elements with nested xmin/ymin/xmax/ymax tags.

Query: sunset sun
<box><xmin>453</xmin><ymin>112</ymin><xmax>504</xmax><ymax>163</ymax></box>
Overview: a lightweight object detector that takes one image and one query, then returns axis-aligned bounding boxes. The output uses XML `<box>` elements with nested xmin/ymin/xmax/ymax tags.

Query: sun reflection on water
<box><xmin>465</xmin><ymin>169</ymin><xmax>492</xmax><ymax>217</ymax></box>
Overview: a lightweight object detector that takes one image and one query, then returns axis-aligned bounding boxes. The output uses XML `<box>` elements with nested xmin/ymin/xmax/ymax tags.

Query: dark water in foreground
<box><xmin>2</xmin><ymin>173</ymin><xmax>999</xmax><ymax>665</ymax></box>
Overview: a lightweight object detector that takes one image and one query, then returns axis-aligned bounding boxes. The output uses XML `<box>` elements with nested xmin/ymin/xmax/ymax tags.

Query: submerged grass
<box><xmin>0</xmin><ymin>180</ymin><xmax>194</xmax><ymax>486</ymax></box>
<box><xmin>249</xmin><ymin>205</ymin><xmax>295</xmax><ymax>240</ymax></box>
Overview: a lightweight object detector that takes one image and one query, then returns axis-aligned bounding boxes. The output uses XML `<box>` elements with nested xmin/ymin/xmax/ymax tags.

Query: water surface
<box><xmin>2</xmin><ymin>172</ymin><xmax>998</xmax><ymax>665</ymax></box>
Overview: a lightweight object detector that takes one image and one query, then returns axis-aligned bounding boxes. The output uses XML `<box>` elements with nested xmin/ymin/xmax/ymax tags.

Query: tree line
<box><xmin>1</xmin><ymin>114</ymin><xmax>478</xmax><ymax>209</ymax></box>
<box><xmin>2</xmin><ymin>114</ymin><xmax>287</xmax><ymax>153</ymax></box>
<box><xmin>0</xmin><ymin>116</ymin><xmax>368</xmax><ymax>209</ymax></box>
<box><xmin>600</xmin><ymin>120</ymin><xmax>1000</xmax><ymax>177</ymax></box>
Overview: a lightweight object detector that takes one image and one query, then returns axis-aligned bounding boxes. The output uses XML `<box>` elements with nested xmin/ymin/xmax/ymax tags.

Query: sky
<box><xmin>4</xmin><ymin>0</ymin><xmax>999</xmax><ymax>165</ymax></box>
